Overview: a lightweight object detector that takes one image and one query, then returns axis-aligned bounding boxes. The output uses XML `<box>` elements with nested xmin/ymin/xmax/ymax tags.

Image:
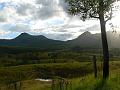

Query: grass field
<box><xmin>21</xmin><ymin>71</ymin><xmax>120</xmax><ymax>90</ymax></box>
<box><xmin>0</xmin><ymin>61</ymin><xmax>120</xmax><ymax>90</ymax></box>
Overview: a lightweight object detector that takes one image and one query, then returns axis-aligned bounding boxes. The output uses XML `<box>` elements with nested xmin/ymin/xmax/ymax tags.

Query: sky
<box><xmin>0</xmin><ymin>0</ymin><xmax>120</xmax><ymax>41</ymax></box>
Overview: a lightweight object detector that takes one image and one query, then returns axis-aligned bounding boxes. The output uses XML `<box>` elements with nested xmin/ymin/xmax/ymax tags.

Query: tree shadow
<box><xmin>94</xmin><ymin>79</ymin><xmax>107</xmax><ymax>90</ymax></box>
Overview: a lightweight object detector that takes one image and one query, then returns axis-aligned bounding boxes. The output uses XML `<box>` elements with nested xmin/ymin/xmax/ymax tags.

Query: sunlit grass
<box><xmin>0</xmin><ymin>61</ymin><xmax>120</xmax><ymax>90</ymax></box>
<box><xmin>19</xmin><ymin>68</ymin><xmax>120</xmax><ymax>90</ymax></box>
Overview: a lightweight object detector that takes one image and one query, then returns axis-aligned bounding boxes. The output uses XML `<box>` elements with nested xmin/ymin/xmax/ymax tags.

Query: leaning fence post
<box><xmin>93</xmin><ymin>55</ymin><xmax>97</xmax><ymax>78</ymax></box>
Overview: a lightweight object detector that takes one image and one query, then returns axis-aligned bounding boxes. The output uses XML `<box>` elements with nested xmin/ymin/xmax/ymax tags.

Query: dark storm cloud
<box><xmin>16</xmin><ymin>0</ymin><xmax>69</xmax><ymax>20</ymax></box>
<box><xmin>35</xmin><ymin>0</ymin><xmax>61</xmax><ymax>20</ymax></box>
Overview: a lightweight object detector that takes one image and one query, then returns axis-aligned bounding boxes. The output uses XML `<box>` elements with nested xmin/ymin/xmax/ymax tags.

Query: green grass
<box><xmin>23</xmin><ymin>61</ymin><xmax>120</xmax><ymax>90</ymax></box>
<box><xmin>0</xmin><ymin>61</ymin><xmax>120</xmax><ymax>90</ymax></box>
<box><xmin>18</xmin><ymin>68</ymin><xmax>120</xmax><ymax>90</ymax></box>
<box><xmin>0</xmin><ymin>62</ymin><xmax>94</xmax><ymax>79</ymax></box>
<box><xmin>21</xmin><ymin>80</ymin><xmax>51</xmax><ymax>90</ymax></box>
<box><xmin>71</xmin><ymin>69</ymin><xmax>120</xmax><ymax>90</ymax></box>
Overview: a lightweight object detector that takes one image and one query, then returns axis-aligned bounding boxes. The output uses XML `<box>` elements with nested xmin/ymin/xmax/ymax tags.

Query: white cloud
<box><xmin>0</xmin><ymin>11</ymin><xmax>7</xmax><ymax>22</ymax></box>
<box><xmin>0</xmin><ymin>29</ymin><xmax>10</xmax><ymax>36</ymax></box>
<box><xmin>0</xmin><ymin>0</ymin><xmax>119</xmax><ymax>40</ymax></box>
<box><xmin>0</xmin><ymin>0</ymin><xmax>10</xmax><ymax>3</ymax></box>
<box><xmin>16</xmin><ymin>3</ymin><xmax>35</xmax><ymax>16</ymax></box>
<box><xmin>9</xmin><ymin>24</ymin><xmax>31</xmax><ymax>32</ymax></box>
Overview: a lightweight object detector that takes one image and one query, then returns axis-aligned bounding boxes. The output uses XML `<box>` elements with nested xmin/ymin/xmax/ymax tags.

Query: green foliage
<box><xmin>0</xmin><ymin>49</ymin><xmax>119</xmax><ymax>67</ymax></box>
<box><xmin>65</xmin><ymin>0</ymin><xmax>115</xmax><ymax>21</ymax></box>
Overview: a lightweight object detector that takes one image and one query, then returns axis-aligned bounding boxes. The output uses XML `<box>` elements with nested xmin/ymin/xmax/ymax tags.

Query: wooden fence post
<box><xmin>93</xmin><ymin>55</ymin><xmax>97</xmax><ymax>78</ymax></box>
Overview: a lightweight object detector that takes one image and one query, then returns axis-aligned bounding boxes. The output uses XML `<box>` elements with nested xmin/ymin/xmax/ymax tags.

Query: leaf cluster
<box><xmin>65</xmin><ymin>0</ymin><xmax>115</xmax><ymax>21</ymax></box>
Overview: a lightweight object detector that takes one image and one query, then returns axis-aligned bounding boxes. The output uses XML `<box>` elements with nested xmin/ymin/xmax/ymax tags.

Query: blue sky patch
<box><xmin>0</xmin><ymin>3</ymin><xmax>5</xmax><ymax>10</ymax></box>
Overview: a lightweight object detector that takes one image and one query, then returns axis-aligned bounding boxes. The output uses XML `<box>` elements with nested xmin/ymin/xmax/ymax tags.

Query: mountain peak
<box><xmin>14</xmin><ymin>33</ymin><xmax>49</xmax><ymax>41</ymax></box>
<box><xmin>19</xmin><ymin>33</ymin><xmax>31</xmax><ymax>36</ymax></box>
<box><xmin>82</xmin><ymin>31</ymin><xmax>91</xmax><ymax>35</ymax></box>
<box><xmin>77</xmin><ymin>31</ymin><xmax>92</xmax><ymax>38</ymax></box>
<box><xmin>14</xmin><ymin>33</ymin><xmax>31</xmax><ymax>39</ymax></box>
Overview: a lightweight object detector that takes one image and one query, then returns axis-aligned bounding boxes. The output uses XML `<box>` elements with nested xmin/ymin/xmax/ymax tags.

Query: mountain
<box><xmin>0</xmin><ymin>33</ymin><xmax>65</xmax><ymax>49</ymax></box>
<box><xmin>68</xmin><ymin>31</ymin><xmax>120</xmax><ymax>49</ymax></box>
<box><xmin>14</xmin><ymin>33</ymin><xmax>48</xmax><ymax>40</ymax></box>
<box><xmin>67</xmin><ymin>31</ymin><xmax>102</xmax><ymax>48</ymax></box>
<box><xmin>0</xmin><ymin>31</ymin><xmax>120</xmax><ymax>50</ymax></box>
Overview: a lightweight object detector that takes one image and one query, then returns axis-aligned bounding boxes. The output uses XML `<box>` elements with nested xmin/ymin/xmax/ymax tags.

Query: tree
<box><xmin>65</xmin><ymin>0</ymin><xmax>116</xmax><ymax>78</ymax></box>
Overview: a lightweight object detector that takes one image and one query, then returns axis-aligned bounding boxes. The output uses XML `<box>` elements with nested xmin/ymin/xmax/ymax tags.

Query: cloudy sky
<box><xmin>0</xmin><ymin>0</ymin><xmax>120</xmax><ymax>41</ymax></box>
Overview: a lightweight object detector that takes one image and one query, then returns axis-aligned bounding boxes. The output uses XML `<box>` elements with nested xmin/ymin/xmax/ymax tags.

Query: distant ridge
<box><xmin>67</xmin><ymin>31</ymin><xmax>102</xmax><ymax>48</ymax></box>
<box><xmin>0</xmin><ymin>33</ymin><xmax>65</xmax><ymax>49</ymax></box>
<box><xmin>0</xmin><ymin>31</ymin><xmax>120</xmax><ymax>49</ymax></box>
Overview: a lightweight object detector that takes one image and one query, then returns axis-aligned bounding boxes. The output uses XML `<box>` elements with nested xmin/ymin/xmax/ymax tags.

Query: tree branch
<box><xmin>105</xmin><ymin>15</ymin><xmax>112</xmax><ymax>23</ymax></box>
<box><xmin>89</xmin><ymin>13</ymin><xmax>99</xmax><ymax>19</ymax></box>
<box><xmin>105</xmin><ymin>7</ymin><xmax>112</xmax><ymax>23</ymax></box>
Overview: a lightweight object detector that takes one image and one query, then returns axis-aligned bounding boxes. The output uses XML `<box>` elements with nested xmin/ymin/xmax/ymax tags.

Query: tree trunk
<box><xmin>99</xmin><ymin>14</ymin><xmax>109</xmax><ymax>78</ymax></box>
